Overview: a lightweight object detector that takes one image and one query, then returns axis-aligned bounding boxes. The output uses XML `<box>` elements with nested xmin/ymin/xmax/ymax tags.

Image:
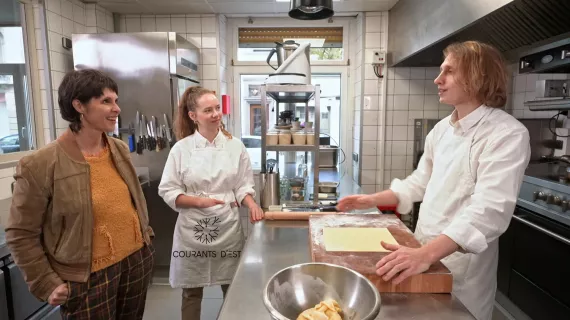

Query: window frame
<box><xmin>228</xmin><ymin>17</ymin><xmax>351</xmax><ymax>67</ymax></box>
<box><xmin>0</xmin><ymin>0</ymin><xmax>47</xmax><ymax>165</ymax></box>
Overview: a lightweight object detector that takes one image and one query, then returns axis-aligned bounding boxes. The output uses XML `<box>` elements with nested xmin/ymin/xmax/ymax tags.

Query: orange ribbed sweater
<box><xmin>84</xmin><ymin>146</ymin><xmax>144</xmax><ymax>272</ymax></box>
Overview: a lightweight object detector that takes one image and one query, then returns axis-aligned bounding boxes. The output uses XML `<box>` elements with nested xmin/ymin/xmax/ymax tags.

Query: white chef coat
<box><xmin>390</xmin><ymin>105</ymin><xmax>530</xmax><ymax>320</ymax></box>
<box><xmin>158</xmin><ymin>130</ymin><xmax>256</xmax><ymax>288</ymax></box>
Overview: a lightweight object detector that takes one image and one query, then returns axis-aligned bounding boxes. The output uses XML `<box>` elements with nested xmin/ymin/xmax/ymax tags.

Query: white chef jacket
<box><xmin>390</xmin><ymin>105</ymin><xmax>531</xmax><ymax>320</ymax></box>
<box><xmin>158</xmin><ymin>130</ymin><xmax>256</xmax><ymax>288</ymax></box>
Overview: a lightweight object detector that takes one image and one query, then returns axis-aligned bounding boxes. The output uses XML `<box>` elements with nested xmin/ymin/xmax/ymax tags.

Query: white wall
<box><xmin>349</xmin><ymin>14</ymin><xmax>364</xmax><ymax>185</ymax></box>
<box><xmin>42</xmin><ymin>0</ymin><xmax>114</xmax><ymax>143</ymax></box>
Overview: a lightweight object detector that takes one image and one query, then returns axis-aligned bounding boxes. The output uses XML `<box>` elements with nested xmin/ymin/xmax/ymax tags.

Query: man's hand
<box><xmin>249</xmin><ymin>205</ymin><xmax>264</xmax><ymax>223</ymax></box>
<box><xmin>336</xmin><ymin>194</ymin><xmax>377</xmax><ymax>211</ymax></box>
<box><xmin>198</xmin><ymin>198</ymin><xmax>225</xmax><ymax>208</ymax></box>
<box><xmin>48</xmin><ymin>283</ymin><xmax>69</xmax><ymax>306</ymax></box>
<box><xmin>375</xmin><ymin>242</ymin><xmax>432</xmax><ymax>285</ymax></box>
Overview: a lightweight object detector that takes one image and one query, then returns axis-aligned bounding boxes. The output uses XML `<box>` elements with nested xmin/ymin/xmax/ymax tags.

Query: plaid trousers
<box><xmin>60</xmin><ymin>243</ymin><xmax>155</xmax><ymax>320</ymax></box>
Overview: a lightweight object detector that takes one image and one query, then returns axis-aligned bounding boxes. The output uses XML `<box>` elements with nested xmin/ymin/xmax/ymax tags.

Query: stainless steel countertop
<box><xmin>218</xmin><ymin>219</ymin><xmax>475</xmax><ymax>319</ymax></box>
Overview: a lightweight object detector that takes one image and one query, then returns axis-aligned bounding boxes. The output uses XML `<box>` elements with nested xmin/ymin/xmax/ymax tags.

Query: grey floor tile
<box><xmin>143</xmin><ymin>284</ymin><xmax>226</xmax><ymax>320</ymax></box>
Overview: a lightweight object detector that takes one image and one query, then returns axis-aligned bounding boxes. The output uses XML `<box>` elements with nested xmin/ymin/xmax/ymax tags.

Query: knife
<box><xmin>153</xmin><ymin>116</ymin><xmax>162</xmax><ymax>151</ymax></box>
<box><xmin>145</xmin><ymin>116</ymin><xmax>154</xmax><ymax>151</ymax></box>
<box><xmin>142</xmin><ymin>114</ymin><xmax>150</xmax><ymax>150</ymax></box>
<box><xmin>163</xmin><ymin>113</ymin><xmax>174</xmax><ymax>148</ymax></box>
<box><xmin>136</xmin><ymin>111</ymin><xmax>143</xmax><ymax>154</ymax></box>
<box><xmin>161</xmin><ymin>125</ymin><xmax>168</xmax><ymax>149</ymax></box>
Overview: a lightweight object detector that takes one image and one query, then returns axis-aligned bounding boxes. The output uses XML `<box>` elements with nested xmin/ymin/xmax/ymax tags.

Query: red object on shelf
<box><xmin>222</xmin><ymin>94</ymin><xmax>230</xmax><ymax>114</ymax></box>
<box><xmin>377</xmin><ymin>205</ymin><xmax>400</xmax><ymax>218</ymax></box>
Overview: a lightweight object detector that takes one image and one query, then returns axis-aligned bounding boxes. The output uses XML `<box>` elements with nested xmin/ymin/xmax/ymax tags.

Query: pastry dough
<box><xmin>297</xmin><ymin>299</ymin><xmax>343</xmax><ymax>320</ymax></box>
<box><xmin>323</xmin><ymin>227</ymin><xmax>399</xmax><ymax>252</ymax></box>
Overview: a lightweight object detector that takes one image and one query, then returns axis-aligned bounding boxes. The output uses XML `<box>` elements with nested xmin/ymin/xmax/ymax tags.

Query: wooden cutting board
<box><xmin>309</xmin><ymin>213</ymin><xmax>453</xmax><ymax>293</ymax></box>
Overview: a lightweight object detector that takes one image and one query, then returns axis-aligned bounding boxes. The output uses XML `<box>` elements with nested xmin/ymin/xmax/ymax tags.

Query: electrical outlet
<box><xmin>371</xmin><ymin>51</ymin><xmax>386</xmax><ymax>64</ymax></box>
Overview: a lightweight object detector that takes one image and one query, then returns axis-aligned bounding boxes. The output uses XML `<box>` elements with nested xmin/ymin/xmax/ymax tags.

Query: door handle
<box><xmin>513</xmin><ymin>215</ymin><xmax>570</xmax><ymax>246</ymax></box>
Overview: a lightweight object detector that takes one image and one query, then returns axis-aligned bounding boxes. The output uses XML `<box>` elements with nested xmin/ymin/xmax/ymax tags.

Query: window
<box><xmin>237</xmin><ymin>27</ymin><xmax>344</xmax><ymax>63</ymax></box>
<box><xmin>0</xmin><ymin>0</ymin><xmax>36</xmax><ymax>155</ymax></box>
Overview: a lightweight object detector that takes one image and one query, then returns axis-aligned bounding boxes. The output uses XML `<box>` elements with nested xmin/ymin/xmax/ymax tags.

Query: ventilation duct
<box><xmin>289</xmin><ymin>0</ymin><xmax>334</xmax><ymax>20</ymax></box>
<box><xmin>388</xmin><ymin>0</ymin><xmax>570</xmax><ymax>68</ymax></box>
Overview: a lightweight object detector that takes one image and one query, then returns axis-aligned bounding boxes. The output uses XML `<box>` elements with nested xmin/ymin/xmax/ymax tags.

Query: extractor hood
<box><xmin>388</xmin><ymin>0</ymin><xmax>570</xmax><ymax>68</ymax></box>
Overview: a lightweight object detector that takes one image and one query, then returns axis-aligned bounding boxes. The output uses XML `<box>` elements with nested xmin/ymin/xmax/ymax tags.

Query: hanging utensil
<box><xmin>136</xmin><ymin>111</ymin><xmax>144</xmax><ymax>154</ymax></box>
<box><xmin>153</xmin><ymin>116</ymin><xmax>162</xmax><ymax>152</ymax></box>
<box><xmin>164</xmin><ymin>113</ymin><xmax>175</xmax><ymax>148</ymax></box>
<box><xmin>142</xmin><ymin>115</ymin><xmax>151</xmax><ymax>150</ymax></box>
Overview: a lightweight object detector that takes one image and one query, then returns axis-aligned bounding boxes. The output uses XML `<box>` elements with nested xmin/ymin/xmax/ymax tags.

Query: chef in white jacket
<box><xmin>337</xmin><ymin>41</ymin><xmax>531</xmax><ymax>320</ymax></box>
<box><xmin>158</xmin><ymin>86</ymin><xmax>264</xmax><ymax>320</ymax></box>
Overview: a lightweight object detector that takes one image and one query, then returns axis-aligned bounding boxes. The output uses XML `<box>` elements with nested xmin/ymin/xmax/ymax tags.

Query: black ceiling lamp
<box><xmin>289</xmin><ymin>0</ymin><xmax>334</xmax><ymax>20</ymax></box>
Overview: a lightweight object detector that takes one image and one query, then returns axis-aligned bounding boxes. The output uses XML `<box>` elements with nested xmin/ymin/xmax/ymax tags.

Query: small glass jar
<box><xmin>278</xmin><ymin>129</ymin><xmax>292</xmax><ymax>145</ymax></box>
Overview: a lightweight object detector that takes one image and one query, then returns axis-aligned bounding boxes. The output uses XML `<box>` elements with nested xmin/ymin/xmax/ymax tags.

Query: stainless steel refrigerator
<box><xmin>72</xmin><ymin>32</ymin><xmax>200</xmax><ymax>282</ymax></box>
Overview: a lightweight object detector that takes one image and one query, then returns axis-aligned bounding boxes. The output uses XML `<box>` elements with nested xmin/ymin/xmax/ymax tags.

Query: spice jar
<box><xmin>278</xmin><ymin>129</ymin><xmax>292</xmax><ymax>145</ymax></box>
<box><xmin>266</xmin><ymin>128</ymin><xmax>279</xmax><ymax>145</ymax></box>
<box><xmin>291</xmin><ymin>128</ymin><xmax>306</xmax><ymax>145</ymax></box>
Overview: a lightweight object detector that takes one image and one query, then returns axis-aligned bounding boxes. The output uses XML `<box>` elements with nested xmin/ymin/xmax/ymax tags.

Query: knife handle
<box><xmin>128</xmin><ymin>135</ymin><xmax>135</xmax><ymax>152</ymax></box>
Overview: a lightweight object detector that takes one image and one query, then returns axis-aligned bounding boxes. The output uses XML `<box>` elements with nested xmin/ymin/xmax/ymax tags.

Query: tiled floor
<box><xmin>143</xmin><ymin>284</ymin><xmax>514</xmax><ymax>320</ymax></box>
<box><xmin>143</xmin><ymin>284</ymin><xmax>225</xmax><ymax>320</ymax></box>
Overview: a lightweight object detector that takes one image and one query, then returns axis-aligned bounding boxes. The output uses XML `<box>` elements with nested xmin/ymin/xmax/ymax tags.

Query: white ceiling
<box><xmin>89</xmin><ymin>0</ymin><xmax>400</xmax><ymax>15</ymax></box>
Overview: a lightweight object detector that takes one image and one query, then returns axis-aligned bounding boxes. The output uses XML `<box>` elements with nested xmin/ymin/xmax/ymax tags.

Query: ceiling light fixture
<box><xmin>288</xmin><ymin>0</ymin><xmax>334</xmax><ymax>20</ymax></box>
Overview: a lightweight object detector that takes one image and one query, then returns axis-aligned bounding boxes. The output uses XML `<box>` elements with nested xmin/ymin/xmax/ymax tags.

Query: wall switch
<box><xmin>371</xmin><ymin>51</ymin><xmax>386</xmax><ymax>64</ymax></box>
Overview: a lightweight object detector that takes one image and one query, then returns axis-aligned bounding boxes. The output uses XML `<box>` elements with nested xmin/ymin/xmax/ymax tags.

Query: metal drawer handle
<box><xmin>513</xmin><ymin>215</ymin><xmax>570</xmax><ymax>246</ymax></box>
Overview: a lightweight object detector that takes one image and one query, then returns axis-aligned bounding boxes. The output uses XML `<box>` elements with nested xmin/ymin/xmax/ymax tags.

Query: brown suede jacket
<box><xmin>5</xmin><ymin>129</ymin><xmax>154</xmax><ymax>302</ymax></box>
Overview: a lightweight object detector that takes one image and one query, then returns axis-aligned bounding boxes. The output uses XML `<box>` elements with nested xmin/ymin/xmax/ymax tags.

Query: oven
<box><xmin>497</xmin><ymin>171</ymin><xmax>570</xmax><ymax>320</ymax></box>
<box><xmin>498</xmin><ymin>205</ymin><xmax>570</xmax><ymax>319</ymax></box>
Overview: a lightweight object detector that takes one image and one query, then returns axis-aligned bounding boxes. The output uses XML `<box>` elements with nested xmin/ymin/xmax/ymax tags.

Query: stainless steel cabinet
<box><xmin>5</xmin><ymin>261</ymin><xmax>46</xmax><ymax>320</ymax></box>
<box><xmin>27</xmin><ymin>304</ymin><xmax>60</xmax><ymax>320</ymax></box>
<box><xmin>0</xmin><ymin>269</ymin><xmax>9</xmax><ymax>320</ymax></box>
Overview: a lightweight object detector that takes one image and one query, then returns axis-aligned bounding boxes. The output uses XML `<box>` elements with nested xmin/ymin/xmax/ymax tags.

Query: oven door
<box><xmin>498</xmin><ymin>205</ymin><xmax>570</xmax><ymax>320</ymax></box>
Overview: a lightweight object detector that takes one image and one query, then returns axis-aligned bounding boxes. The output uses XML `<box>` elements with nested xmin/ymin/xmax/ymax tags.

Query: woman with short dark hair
<box><xmin>6</xmin><ymin>69</ymin><xmax>155</xmax><ymax>320</ymax></box>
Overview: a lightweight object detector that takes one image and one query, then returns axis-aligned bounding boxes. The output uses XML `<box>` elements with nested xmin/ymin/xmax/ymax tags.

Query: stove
<box><xmin>518</xmin><ymin>162</ymin><xmax>570</xmax><ymax>228</ymax></box>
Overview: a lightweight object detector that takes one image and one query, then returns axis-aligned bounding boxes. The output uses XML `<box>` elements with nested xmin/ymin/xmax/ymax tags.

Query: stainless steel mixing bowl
<box><xmin>262</xmin><ymin>262</ymin><xmax>381</xmax><ymax>320</ymax></box>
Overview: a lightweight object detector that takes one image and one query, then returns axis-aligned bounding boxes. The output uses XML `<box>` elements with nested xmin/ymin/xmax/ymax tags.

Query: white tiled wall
<box><xmin>380</xmin><ymin>66</ymin><xmax>451</xmax><ymax>191</ymax></box>
<box><xmin>504</xmin><ymin>63</ymin><xmax>570</xmax><ymax>119</ymax></box>
<box><xmin>359</xmin><ymin>12</ymin><xmax>388</xmax><ymax>194</ymax></box>
<box><xmin>117</xmin><ymin>14</ymin><xmax>222</xmax><ymax>95</ymax></box>
<box><xmin>43</xmin><ymin>0</ymin><xmax>114</xmax><ymax>142</ymax></box>
<box><xmin>350</xmin><ymin>14</ymin><xmax>364</xmax><ymax>185</ymax></box>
